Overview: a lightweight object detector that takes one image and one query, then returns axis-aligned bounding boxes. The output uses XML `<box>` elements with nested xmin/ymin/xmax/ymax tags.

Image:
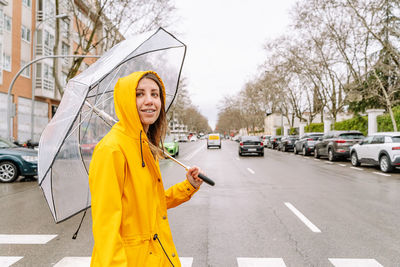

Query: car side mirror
<box><xmin>360</xmin><ymin>141</ymin><xmax>364</xmax><ymax>145</ymax></box>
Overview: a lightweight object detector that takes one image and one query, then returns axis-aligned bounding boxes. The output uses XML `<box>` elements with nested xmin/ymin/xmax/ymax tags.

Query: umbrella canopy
<box><xmin>38</xmin><ymin>28</ymin><xmax>186</xmax><ymax>223</ymax></box>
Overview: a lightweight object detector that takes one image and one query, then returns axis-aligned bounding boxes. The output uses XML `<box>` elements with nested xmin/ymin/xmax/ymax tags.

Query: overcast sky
<box><xmin>172</xmin><ymin>0</ymin><xmax>296</xmax><ymax>130</ymax></box>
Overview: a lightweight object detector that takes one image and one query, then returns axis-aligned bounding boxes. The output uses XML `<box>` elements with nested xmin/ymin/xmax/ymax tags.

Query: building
<box><xmin>0</xmin><ymin>0</ymin><xmax>121</xmax><ymax>143</ymax></box>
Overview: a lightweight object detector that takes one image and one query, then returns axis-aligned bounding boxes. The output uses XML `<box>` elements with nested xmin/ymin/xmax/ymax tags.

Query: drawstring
<box><xmin>153</xmin><ymin>234</ymin><xmax>174</xmax><ymax>267</ymax></box>
<box><xmin>72</xmin><ymin>209</ymin><xmax>87</xmax><ymax>239</ymax></box>
<box><xmin>140</xmin><ymin>130</ymin><xmax>145</xmax><ymax>167</ymax></box>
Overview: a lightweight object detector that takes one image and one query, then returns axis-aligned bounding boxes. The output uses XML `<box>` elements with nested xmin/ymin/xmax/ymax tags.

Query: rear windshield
<box><xmin>392</xmin><ymin>136</ymin><xmax>400</xmax><ymax>143</ymax></box>
<box><xmin>338</xmin><ymin>133</ymin><xmax>364</xmax><ymax>139</ymax></box>
<box><xmin>242</xmin><ymin>136</ymin><xmax>261</xmax><ymax>141</ymax></box>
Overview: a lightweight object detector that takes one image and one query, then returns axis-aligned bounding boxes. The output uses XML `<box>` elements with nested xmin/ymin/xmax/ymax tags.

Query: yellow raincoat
<box><xmin>89</xmin><ymin>71</ymin><xmax>199</xmax><ymax>267</ymax></box>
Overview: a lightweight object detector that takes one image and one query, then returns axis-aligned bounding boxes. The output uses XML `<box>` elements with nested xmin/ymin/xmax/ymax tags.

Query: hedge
<box><xmin>305</xmin><ymin>123</ymin><xmax>324</xmax><ymax>133</ymax></box>
<box><xmin>377</xmin><ymin>106</ymin><xmax>400</xmax><ymax>132</ymax></box>
<box><xmin>334</xmin><ymin>115</ymin><xmax>368</xmax><ymax>136</ymax></box>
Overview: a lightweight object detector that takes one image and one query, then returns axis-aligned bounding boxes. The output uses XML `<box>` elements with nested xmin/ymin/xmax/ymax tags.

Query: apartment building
<box><xmin>0</xmin><ymin>0</ymin><xmax>122</xmax><ymax>143</ymax></box>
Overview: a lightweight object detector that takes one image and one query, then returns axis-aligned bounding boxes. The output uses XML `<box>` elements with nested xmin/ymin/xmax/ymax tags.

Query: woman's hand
<box><xmin>186</xmin><ymin>166</ymin><xmax>204</xmax><ymax>189</ymax></box>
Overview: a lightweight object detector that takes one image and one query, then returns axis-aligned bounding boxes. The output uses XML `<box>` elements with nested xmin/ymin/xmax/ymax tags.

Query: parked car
<box><xmin>164</xmin><ymin>135</ymin><xmax>179</xmax><ymax>157</ymax></box>
<box><xmin>177</xmin><ymin>134</ymin><xmax>188</xmax><ymax>142</ymax></box>
<box><xmin>207</xmin><ymin>133</ymin><xmax>221</xmax><ymax>149</ymax></box>
<box><xmin>262</xmin><ymin>135</ymin><xmax>272</xmax><ymax>147</ymax></box>
<box><xmin>350</xmin><ymin>132</ymin><xmax>400</xmax><ymax>172</ymax></box>
<box><xmin>278</xmin><ymin>136</ymin><xmax>298</xmax><ymax>152</ymax></box>
<box><xmin>267</xmin><ymin>136</ymin><xmax>282</xmax><ymax>149</ymax></box>
<box><xmin>0</xmin><ymin>137</ymin><xmax>38</xmax><ymax>183</ymax></box>
<box><xmin>314</xmin><ymin>130</ymin><xmax>364</xmax><ymax>161</ymax></box>
<box><xmin>238</xmin><ymin>136</ymin><xmax>264</xmax><ymax>156</ymax></box>
<box><xmin>294</xmin><ymin>132</ymin><xmax>324</xmax><ymax>156</ymax></box>
<box><xmin>189</xmin><ymin>135</ymin><xmax>198</xmax><ymax>142</ymax></box>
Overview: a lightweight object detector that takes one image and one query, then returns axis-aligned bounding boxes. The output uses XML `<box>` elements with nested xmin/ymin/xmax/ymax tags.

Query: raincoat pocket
<box><xmin>122</xmin><ymin>234</ymin><xmax>161</xmax><ymax>266</ymax></box>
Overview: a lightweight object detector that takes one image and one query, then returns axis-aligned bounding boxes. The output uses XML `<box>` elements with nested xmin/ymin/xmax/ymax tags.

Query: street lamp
<box><xmin>6</xmin><ymin>54</ymin><xmax>100</xmax><ymax>141</ymax></box>
<box><xmin>30</xmin><ymin>13</ymin><xmax>69</xmax><ymax>142</ymax></box>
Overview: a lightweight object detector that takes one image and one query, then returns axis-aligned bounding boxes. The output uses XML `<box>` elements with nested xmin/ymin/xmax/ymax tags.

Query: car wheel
<box><xmin>219</xmin><ymin>145</ymin><xmax>221</xmax><ymax>149</ymax></box>
<box><xmin>207</xmin><ymin>146</ymin><xmax>209</xmax><ymax>149</ymax></box>
<box><xmin>294</xmin><ymin>146</ymin><xmax>298</xmax><ymax>154</ymax></box>
<box><xmin>314</xmin><ymin>148</ymin><xmax>320</xmax><ymax>158</ymax></box>
<box><xmin>303</xmin><ymin>146</ymin><xmax>308</xmax><ymax>156</ymax></box>
<box><xmin>351</xmin><ymin>152</ymin><xmax>360</xmax><ymax>167</ymax></box>
<box><xmin>176</xmin><ymin>149</ymin><xmax>179</xmax><ymax>156</ymax></box>
<box><xmin>0</xmin><ymin>161</ymin><xmax>19</xmax><ymax>183</ymax></box>
<box><xmin>328</xmin><ymin>148</ymin><xmax>336</xmax><ymax>161</ymax></box>
<box><xmin>282</xmin><ymin>146</ymin><xmax>286</xmax><ymax>152</ymax></box>
<box><xmin>379</xmin><ymin>155</ymin><xmax>393</xmax><ymax>173</ymax></box>
<box><xmin>239</xmin><ymin>151</ymin><xmax>242</xmax><ymax>156</ymax></box>
<box><xmin>260</xmin><ymin>152</ymin><xmax>264</xmax><ymax>157</ymax></box>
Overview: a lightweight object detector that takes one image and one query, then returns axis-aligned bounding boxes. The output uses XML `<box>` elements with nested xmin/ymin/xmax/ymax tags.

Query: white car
<box><xmin>350</xmin><ymin>132</ymin><xmax>400</xmax><ymax>172</ymax></box>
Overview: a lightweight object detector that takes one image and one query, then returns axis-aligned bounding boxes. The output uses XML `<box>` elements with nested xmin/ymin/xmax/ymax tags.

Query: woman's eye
<box><xmin>136</xmin><ymin>93</ymin><xmax>143</xmax><ymax>97</ymax></box>
<box><xmin>152</xmin><ymin>93</ymin><xmax>159</xmax><ymax>97</ymax></box>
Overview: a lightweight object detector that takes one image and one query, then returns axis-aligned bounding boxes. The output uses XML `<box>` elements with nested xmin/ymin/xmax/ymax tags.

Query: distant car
<box><xmin>294</xmin><ymin>132</ymin><xmax>324</xmax><ymax>156</ymax></box>
<box><xmin>278</xmin><ymin>136</ymin><xmax>298</xmax><ymax>152</ymax></box>
<box><xmin>314</xmin><ymin>130</ymin><xmax>364</xmax><ymax>161</ymax></box>
<box><xmin>267</xmin><ymin>136</ymin><xmax>282</xmax><ymax>149</ymax></box>
<box><xmin>262</xmin><ymin>135</ymin><xmax>272</xmax><ymax>147</ymax></box>
<box><xmin>0</xmin><ymin>137</ymin><xmax>38</xmax><ymax>183</ymax></box>
<box><xmin>189</xmin><ymin>135</ymin><xmax>198</xmax><ymax>142</ymax></box>
<box><xmin>207</xmin><ymin>133</ymin><xmax>221</xmax><ymax>149</ymax></box>
<box><xmin>238</xmin><ymin>136</ymin><xmax>264</xmax><ymax>156</ymax></box>
<box><xmin>350</xmin><ymin>132</ymin><xmax>400</xmax><ymax>172</ymax></box>
<box><xmin>164</xmin><ymin>135</ymin><xmax>179</xmax><ymax>157</ymax></box>
<box><xmin>178</xmin><ymin>135</ymin><xmax>188</xmax><ymax>142</ymax></box>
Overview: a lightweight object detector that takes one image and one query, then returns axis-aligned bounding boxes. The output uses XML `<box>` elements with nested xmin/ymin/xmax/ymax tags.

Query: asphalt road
<box><xmin>1</xmin><ymin>140</ymin><xmax>400</xmax><ymax>266</ymax></box>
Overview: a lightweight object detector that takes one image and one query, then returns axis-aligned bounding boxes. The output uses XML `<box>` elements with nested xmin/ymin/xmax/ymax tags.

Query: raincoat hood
<box><xmin>113</xmin><ymin>71</ymin><xmax>166</xmax><ymax>139</ymax></box>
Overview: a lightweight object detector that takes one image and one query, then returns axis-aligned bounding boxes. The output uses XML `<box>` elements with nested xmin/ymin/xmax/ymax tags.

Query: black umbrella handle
<box><xmin>198</xmin><ymin>173</ymin><xmax>215</xmax><ymax>186</ymax></box>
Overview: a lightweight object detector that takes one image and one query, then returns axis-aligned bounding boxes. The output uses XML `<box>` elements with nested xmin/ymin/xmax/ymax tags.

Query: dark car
<box><xmin>314</xmin><ymin>130</ymin><xmax>364</xmax><ymax>161</ymax></box>
<box><xmin>238</xmin><ymin>136</ymin><xmax>264</xmax><ymax>156</ymax></box>
<box><xmin>0</xmin><ymin>137</ymin><xmax>38</xmax><ymax>183</ymax></box>
<box><xmin>278</xmin><ymin>136</ymin><xmax>299</xmax><ymax>152</ymax></box>
<box><xmin>267</xmin><ymin>136</ymin><xmax>282</xmax><ymax>149</ymax></box>
<box><xmin>294</xmin><ymin>132</ymin><xmax>324</xmax><ymax>156</ymax></box>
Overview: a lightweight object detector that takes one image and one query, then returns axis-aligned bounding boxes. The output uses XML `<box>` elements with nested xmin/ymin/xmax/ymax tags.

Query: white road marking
<box><xmin>325</xmin><ymin>161</ymin><xmax>334</xmax><ymax>164</ymax></box>
<box><xmin>235</xmin><ymin>157</ymin><xmax>240</xmax><ymax>161</ymax></box>
<box><xmin>329</xmin><ymin>258</ymin><xmax>383</xmax><ymax>267</ymax></box>
<box><xmin>338</xmin><ymin>164</ymin><xmax>346</xmax><ymax>167</ymax></box>
<box><xmin>314</xmin><ymin>159</ymin><xmax>320</xmax><ymax>161</ymax></box>
<box><xmin>0</xmin><ymin>257</ymin><xmax>23</xmax><ymax>267</ymax></box>
<box><xmin>350</xmin><ymin>167</ymin><xmax>363</xmax><ymax>171</ymax></box>
<box><xmin>284</xmin><ymin>202</ymin><xmax>321</xmax><ymax>233</ymax></box>
<box><xmin>0</xmin><ymin>234</ymin><xmax>57</xmax><ymax>244</ymax></box>
<box><xmin>183</xmin><ymin>145</ymin><xmax>205</xmax><ymax>161</ymax></box>
<box><xmin>237</xmin><ymin>257</ymin><xmax>286</xmax><ymax>266</ymax></box>
<box><xmin>247</xmin><ymin>168</ymin><xmax>255</xmax><ymax>174</ymax></box>
<box><xmin>373</xmin><ymin>172</ymin><xmax>391</xmax><ymax>177</ymax></box>
<box><xmin>53</xmin><ymin>257</ymin><xmax>193</xmax><ymax>267</ymax></box>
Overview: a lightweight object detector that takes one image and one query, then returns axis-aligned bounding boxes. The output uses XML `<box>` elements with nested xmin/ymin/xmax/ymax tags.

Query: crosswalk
<box><xmin>0</xmin><ymin>235</ymin><xmax>385</xmax><ymax>266</ymax></box>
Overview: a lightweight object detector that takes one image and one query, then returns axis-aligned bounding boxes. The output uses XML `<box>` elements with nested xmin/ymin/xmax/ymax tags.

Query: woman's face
<box><xmin>136</xmin><ymin>78</ymin><xmax>162</xmax><ymax>132</ymax></box>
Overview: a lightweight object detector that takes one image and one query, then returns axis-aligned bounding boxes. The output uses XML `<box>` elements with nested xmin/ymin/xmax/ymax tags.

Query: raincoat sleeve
<box><xmin>89</xmin><ymin>145</ymin><xmax>128</xmax><ymax>266</ymax></box>
<box><xmin>165</xmin><ymin>179</ymin><xmax>199</xmax><ymax>209</ymax></box>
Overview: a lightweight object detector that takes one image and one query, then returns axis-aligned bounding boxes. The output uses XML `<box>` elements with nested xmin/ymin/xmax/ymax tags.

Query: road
<box><xmin>0</xmin><ymin>140</ymin><xmax>400</xmax><ymax>266</ymax></box>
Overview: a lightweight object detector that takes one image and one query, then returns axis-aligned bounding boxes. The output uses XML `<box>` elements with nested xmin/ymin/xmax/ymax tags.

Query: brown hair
<box><xmin>139</xmin><ymin>73</ymin><xmax>167</xmax><ymax>159</ymax></box>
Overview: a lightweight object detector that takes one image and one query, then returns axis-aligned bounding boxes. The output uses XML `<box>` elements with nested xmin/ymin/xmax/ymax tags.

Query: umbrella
<box><xmin>38</xmin><ymin>28</ymin><xmax>189</xmax><ymax>223</ymax></box>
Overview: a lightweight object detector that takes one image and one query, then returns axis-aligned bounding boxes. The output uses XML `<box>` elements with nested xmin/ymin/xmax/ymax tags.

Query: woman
<box><xmin>89</xmin><ymin>71</ymin><xmax>203</xmax><ymax>266</ymax></box>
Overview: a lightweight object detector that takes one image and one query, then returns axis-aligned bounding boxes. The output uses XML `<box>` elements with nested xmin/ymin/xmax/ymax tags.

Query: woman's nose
<box><xmin>143</xmin><ymin>93</ymin><xmax>153</xmax><ymax>104</ymax></box>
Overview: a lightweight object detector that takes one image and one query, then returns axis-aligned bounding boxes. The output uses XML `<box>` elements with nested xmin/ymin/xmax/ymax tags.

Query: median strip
<box><xmin>284</xmin><ymin>202</ymin><xmax>321</xmax><ymax>233</ymax></box>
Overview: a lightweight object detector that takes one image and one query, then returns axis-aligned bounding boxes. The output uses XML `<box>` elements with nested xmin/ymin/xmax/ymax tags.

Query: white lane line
<box><xmin>338</xmin><ymin>164</ymin><xmax>346</xmax><ymax>167</ymax></box>
<box><xmin>350</xmin><ymin>167</ymin><xmax>363</xmax><ymax>171</ymax></box>
<box><xmin>237</xmin><ymin>258</ymin><xmax>286</xmax><ymax>267</ymax></box>
<box><xmin>284</xmin><ymin>202</ymin><xmax>321</xmax><ymax>233</ymax></box>
<box><xmin>0</xmin><ymin>257</ymin><xmax>23</xmax><ymax>267</ymax></box>
<box><xmin>183</xmin><ymin>145</ymin><xmax>205</xmax><ymax>161</ymax></box>
<box><xmin>54</xmin><ymin>257</ymin><xmax>193</xmax><ymax>267</ymax></box>
<box><xmin>373</xmin><ymin>171</ymin><xmax>391</xmax><ymax>177</ymax></box>
<box><xmin>235</xmin><ymin>157</ymin><xmax>240</xmax><ymax>161</ymax></box>
<box><xmin>329</xmin><ymin>258</ymin><xmax>383</xmax><ymax>267</ymax></box>
<box><xmin>325</xmin><ymin>161</ymin><xmax>334</xmax><ymax>164</ymax></box>
<box><xmin>314</xmin><ymin>159</ymin><xmax>321</xmax><ymax>161</ymax></box>
<box><xmin>0</xmin><ymin>234</ymin><xmax>57</xmax><ymax>244</ymax></box>
<box><xmin>247</xmin><ymin>168</ymin><xmax>255</xmax><ymax>174</ymax></box>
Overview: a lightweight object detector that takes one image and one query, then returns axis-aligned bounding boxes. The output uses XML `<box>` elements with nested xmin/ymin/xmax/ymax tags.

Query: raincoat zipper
<box><xmin>153</xmin><ymin>234</ymin><xmax>175</xmax><ymax>267</ymax></box>
<box><xmin>140</xmin><ymin>130</ymin><xmax>145</xmax><ymax>167</ymax></box>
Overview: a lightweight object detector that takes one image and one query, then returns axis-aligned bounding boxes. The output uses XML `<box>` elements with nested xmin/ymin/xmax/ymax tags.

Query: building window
<box><xmin>61</xmin><ymin>20</ymin><xmax>69</xmax><ymax>39</ymax></box>
<box><xmin>21</xmin><ymin>60</ymin><xmax>30</xmax><ymax>78</ymax></box>
<box><xmin>0</xmin><ymin>10</ymin><xmax>3</xmax><ymax>34</ymax></box>
<box><xmin>3</xmin><ymin>53</ymin><xmax>11</xmax><ymax>72</ymax></box>
<box><xmin>22</xmin><ymin>0</ymin><xmax>32</xmax><ymax>8</ymax></box>
<box><xmin>4</xmin><ymin>15</ymin><xmax>11</xmax><ymax>32</ymax></box>
<box><xmin>21</xmin><ymin>26</ymin><xmax>31</xmax><ymax>43</ymax></box>
<box><xmin>44</xmin><ymin>30</ymin><xmax>54</xmax><ymax>47</ymax></box>
<box><xmin>61</xmin><ymin>42</ymin><xmax>69</xmax><ymax>55</ymax></box>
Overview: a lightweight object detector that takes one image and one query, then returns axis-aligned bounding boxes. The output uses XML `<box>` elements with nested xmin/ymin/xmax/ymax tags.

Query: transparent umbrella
<box><xmin>38</xmin><ymin>28</ymin><xmax>187</xmax><ymax>223</ymax></box>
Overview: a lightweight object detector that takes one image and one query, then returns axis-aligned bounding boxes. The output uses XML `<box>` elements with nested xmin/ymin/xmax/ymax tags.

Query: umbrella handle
<box><xmin>198</xmin><ymin>173</ymin><xmax>215</xmax><ymax>186</ymax></box>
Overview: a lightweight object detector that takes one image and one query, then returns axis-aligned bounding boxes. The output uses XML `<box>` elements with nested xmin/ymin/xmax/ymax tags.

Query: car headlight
<box><xmin>21</xmin><ymin>155</ymin><xmax>38</xmax><ymax>163</ymax></box>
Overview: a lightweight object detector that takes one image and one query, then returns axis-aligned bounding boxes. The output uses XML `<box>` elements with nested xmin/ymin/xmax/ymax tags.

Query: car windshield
<box><xmin>339</xmin><ymin>133</ymin><xmax>364</xmax><ymax>139</ymax></box>
<box><xmin>242</xmin><ymin>136</ymin><xmax>261</xmax><ymax>141</ymax></box>
<box><xmin>164</xmin><ymin>135</ymin><xmax>175</xmax><ymax>143</ymax></box>
<box><xmin>0</xmin><ymin>138</ymin><xmax>17</xmax><ymax>148</ymax></box>
<box><xmin>392</xmin><ymin>136</ymin><xmax>400</xmax><ymax>143</ymax></box>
